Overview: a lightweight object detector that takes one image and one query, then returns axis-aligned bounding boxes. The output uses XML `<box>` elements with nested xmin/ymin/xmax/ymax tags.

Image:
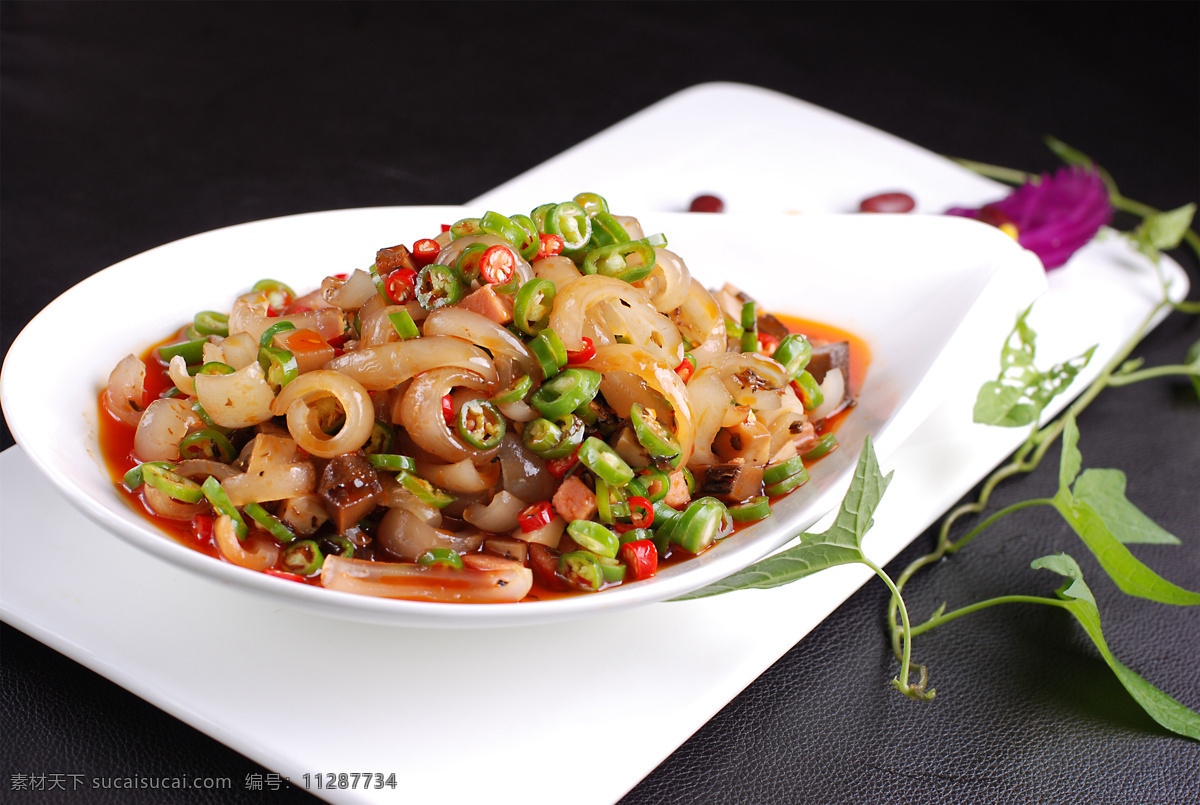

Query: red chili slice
<box><xmin>412</xmin><ymin>238</ymin><xmax>441</xmax><ymax>267</ymax></box>
<box><xmin>757</xmin><ymin>332</ymin><xmax>780</xmax><ymax>356</ymax></box>
<box><xmin>566</xmin><ymin>336</ymin><xmax>596</xmax><ymax>365</ymax></box>
<box><xmin>546</xmin><ymin>445</ymin><xmax>581</xmax><ymax>479</ymax></box>
<box><xmin>442</xmin><ymin>394</ymin><xmax>454</xmax><ymax>425</ymax></box>
<box><xmin>536</xmin><ymin>233</ymin><xmax>566</xmax><ymax>260</ymax></box>
<box><xmin>517</xmin><ymin>500</ymin><xmax>556</xmax><ymax>533</ymax></box>
<box><xmin>264</xmin><ymin>569</ymin><xmax>307</xmax><ymax>583</ymax></box>
<box><xmin>620</xmin><ymin>539</ymin><xmax>658</xmax><ymax>580</ymax></box>
<box><xmin>479</xmin><ymin>245</ymin><xmax>516</xmax><ymax>285</ymax></box>
<box><xmin>528</xmin><ymin>543</ymin><xmax>568</xmax><ymax>591</ymax></box>
<box><xmin>440</xmin><ymin>224</ymin><xmax>452</xmax><ymax>233</ymax></box>
<box><xmin>674</xmin><ymin>354</ymin><xmax>697</xmax><ymax>383</ymax></box>
<box><xmin>386</xmin><ymin>268</ymin><xmax>418</xmax><ymax>304</ymax></box>
<box><xmin>192</xmin><ymin>514</ymin><xmax>215</xmax><ymax>546</ymax></box>
<box><xmin>627</xmin><ymin>496</ymin><xmax>654</xmax><ymax>529</ymax></box>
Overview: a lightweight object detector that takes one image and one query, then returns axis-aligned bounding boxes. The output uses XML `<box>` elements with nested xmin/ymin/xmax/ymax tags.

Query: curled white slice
<box><xmin>321</xmin><ymin>269</ymin><xmax>376</xmax><ymax>310</ymax></box>
<box><xmin>809</xmin><ymin>368</ymin><xmax>846</xmax><ymax>422</ymax></box>
<box><xmin>220</xmin><ymin>331</ymin><xmax>259</xmax><ymax>370</ymax></box>
<box><xmin>580</xmin><ymin>344</ymin><xmax>694</xmax><ymax>464</ymax></box>
<box><xmin>674</xmin><ymin>279</ymin><xmax>727</xmax><ymax>366</ymax></box>
<box><xmin>510</xmin><ymin>515</ymin><xmax>566</xmax><ymax>549</ymax></box>
<box><xmin>222</xmin><ymin>434</ymin><xmax>317</xmax><ymax>506</ymax></box>
<box><xmin>422</xmin><ymin>307</ymin><xmax>538</xmax><ymax>382</ymax></box>
<box><xmin>399</xmin><ymin>367</ymin><xmax>498</xmax><ymax>464</ymax></box>
<box><xmin>321</xmin><ymin>553</ymin><xmax>532</xmax><ymax>603</ymax></box>
<box><xmin>463</xmin><ymin>490</ymin><xmax>527</xmax><ymax>533</ymax></box>
<box><xmin>229</xmin><ymin>293</ymin><xmax>344</xmax><ymax>343</ymax></box>
<box><xmin>613</xmin><ymin>215</ymin><xmax>644</xmax><ymax>240</ymax></box>
<box><xmin>377</xmin><ymin>506</ymin><xmax>483</xmax><ymax>562</ymax></box>
<box><xmin>168</xmin><ymin>355</ymin><xmax>196</xmax><ymax>397</ymax></box>
<box><xmin>633</xmin><ymin>247</ymin><xmax>691</xmax><ymax>313</ymax></box>
<box><xmin>325</xmin><ymin>335</ymin><xmax>498</xmax><ymax>391</ymax></box>
<box><xmin>104</xmin><ymin>353</ymin><xmax>147</xmax><ymax>426</ymax></box>
<box><xmin>133</xmin><ymin>398</ymin><xmax>203</xmax><ymax>462</ymax></box>
<box><xmin>270</xmin><ymin>370</ymin><xmax>375</xmax><ymax>458</ymax></box>
<box><xmin>194</xmin><ymin>359</ymin><xmax>277</xmax><ymax>429</ymax></box>
<box><xmin>551</xmin><ymin>275</ymin><xmax>682</xmax><ymax>365</ymax></box>
<box><xmin>532</xmin><ymin>255</ymin><xmax>583</xmax><ymax>290</ymax></box>
<box><xmin>214</xmin><ymin>514</ymin><xmax>280</xmax><ymax>572</ymax></box>
<box><xmin>279</xmin><ymin>494</ymin><xmax>330</xmax><ymax>536</ymax></box>
<box><xmin>416</xmin><ymin>458</ymin><xmax>501</xmax><ymax>494</ymax></box>
<box><xmin>687</xmin><ymin>353</ymin><xmax>788</xmax><ymax>465</ymax></box>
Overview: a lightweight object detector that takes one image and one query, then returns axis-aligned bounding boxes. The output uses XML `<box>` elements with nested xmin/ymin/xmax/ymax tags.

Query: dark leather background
<box><xmin>2</xmin><ymin>2</ymin><xmax>1197</xmax><ymax>803</ymax></box>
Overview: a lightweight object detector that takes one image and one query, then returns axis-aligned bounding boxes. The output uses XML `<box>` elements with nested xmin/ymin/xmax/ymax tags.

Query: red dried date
<box><xmin>688</xmin><ymin>194</ymin><xmax>725</xmax><ymax>213</ymax></box>
<box><xmin>859</xmin><ymin>192</ymin><xmax>915</xmax><ymax>213</ymax></box>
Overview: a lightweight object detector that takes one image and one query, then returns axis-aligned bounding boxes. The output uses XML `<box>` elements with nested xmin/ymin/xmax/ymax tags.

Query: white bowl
<box><xmin>0</xmin><ymin>207</ymin><xmax>1042</xmax><ymax>627</ymax></box>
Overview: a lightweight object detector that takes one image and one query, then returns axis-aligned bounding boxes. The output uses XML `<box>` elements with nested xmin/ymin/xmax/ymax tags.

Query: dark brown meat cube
<box><xmin>318</xmin><ymin>450</ymin><xmax>384</xmax><ymax>533</ymax></box>
<box><xmin>807</xmin><ymin>341</ymin><xmax>852</xmax><ymax>396</ymax></box>
<box><xmin>756</xmin><ymin>312</ymin><xmax>791</xmax><ymax>343</ymax></box>
<box><xmin>375</xmin><ymin>244</ymin><xmax>418</xmax><ymax>274</ymax></box>
<box><xmin>697</xmin><ymin>463</ymin><xmax>765</xmax><ymax>504</ymax></box>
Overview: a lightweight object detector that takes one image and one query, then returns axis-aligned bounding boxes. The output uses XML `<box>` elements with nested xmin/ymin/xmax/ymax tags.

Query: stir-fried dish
<box><xmin>100</xmin><ymin>195</ymin><xmax>860</xmax><ymax>603</ymax></box>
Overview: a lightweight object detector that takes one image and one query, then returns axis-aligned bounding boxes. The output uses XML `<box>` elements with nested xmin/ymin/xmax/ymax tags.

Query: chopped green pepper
<box><xmin>578</xmin><ymin>436</ymin><xmax>635</xmax><ymax>487</ymax></box>
<box><xmin>566</xmin><ymin>520</ymin><xmax>620</xmax><ymax>559</ymax></box>
<box><xmin>396</xmin><ymin>469</ymin><xmax>456</xmax><ymax>508</ymax></box>
<box><xmin>530</xmin><ymin>368</ymin><xmax>601</xmax><ymax>420</ymax></box>
<box><xmin>763</xmin><ymin>455</ymin><xmax>805</xmax><ymax>487</ymax></box>
<box><xmin>581</xmin><ymin>239</ymin><xmax>657</xmax><ymax>283</ymax></box>
<box><xmin>201</xmin><ymin>476</ymin><xmax>247</xmax><ymax>539</ymax></box>
<box><xmin>630</xmin><ymin>403</ymin><xmax>681</xmax><ymax>465</ymax></box>
<box><xmin>772</xmin><ymin>334</ymin><xmax>813</xmax><ymax>379</ymax></box>
<box><xmin>529</xmin><ymin>329</ymin><xmax>568</xmax><ymax>379</ymax></box>
<box><xmin>388</xmin><ymin>310</ymin><xmax>420</xmax><ymax>340</ymax></box>
<box><xmin>728</xmin><ymin>495</ymin><xmax>771</xmax><ymax>522</ymax></box>
<box><xmin>193</xmin><ymin>310</ymin><xmax>230</xmax><ymax>337</ymax></box>
<box><xmin>157</xmin><ymin>337</ymin><xmax>207</xmax><ymax>365</ymax></box>
<box><xmin>417</xmin><ymin>548</ymin><xmax>464</xmax><ymax>569</ymax></box>
<box><xmin>764</xmin><ymin>464</ymin><xmax>810</xmax><ymax>497</ymax></box>
<box><xmin>543</xmin><ymin>201</ymin><xmax>592</xmax><ymax>252</ymax></box>
<box><xmin>178</xmin><ymin>429</ymin><xmax>237</xmax><ymax>463</ymax></box>
<box><xmin>572</xmin><ymin>192</ymin><xmax>609</xmax><ymax>216</ymax></box>
<box><xmin>558</xmin><ymin>550</ymin><xmax>604</xmax><ymax>591</ymax></box>
<box><xmin>792</xmin><ymin>369</ymin><xmax>824</xmax><ymax>411</ymax></box>
<box><xmin>513</xmin><ymin>279</ymin><xmax>556</xmax><ymax>335</ymax></box>
<box><xmin>259</xmin><ymin>346</ymin><xmax>299</xmax><ymax>391</ymax></box>
<box><xmin>142</xmin><ymin>463</ymin><xmax>204</xmax><ymax>504</ymax></box>
<box><xmin>456</xmin><ymin>399</ymin><xmax>505</xmax><ymax>450</ymax></box>
<box><xmin>367</xmin><ymin>453</ymin><xmax>417</xmax><ymax>472</ymax></box>
<box><xmin>123</xmin><ymin>461</ymin><xmax>172</xmax><ymax>490</ymax></box>
<box><xmin>259</xmin><ymin>320</ymin><xmax>297</xmax><ymax>349</ymax></box>
<box><xmin>801</xmin><ymin>432</ymin><xmax>839</xmax><ymax>461</ymax></box>
<box><xmin>282</xmin><ymin>539</ymin><xmax>324</xmax><ymax>575</ymax></box>
<box><xmin>491</xmin><ymin>374</ymin><xmax>533</xmax><ymax>405</ymax></box>
<box><xmin>415</xmin><ymin>264</ymin><xmax>465</xmax><ymax>310</ymax></box>
<box><xmin>244</xmin><ymin>502</ymin><xmax>298</xmax><ymax>544</ymax></box>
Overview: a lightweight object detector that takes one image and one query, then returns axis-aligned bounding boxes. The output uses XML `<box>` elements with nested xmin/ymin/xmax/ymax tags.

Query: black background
<box><xmin>3</xmin><ymin>2</ymin><xmax>1198</xmax><ymax>803</ymax></box>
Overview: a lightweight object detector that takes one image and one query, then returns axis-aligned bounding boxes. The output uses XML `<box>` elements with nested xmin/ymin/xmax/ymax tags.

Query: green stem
<box><xmin>909</xmin><ymin>595</ymin><xmax>1068</xmax><ymax>638</ymax></box>
<box><xmin>948</xmin><ymin>157</ymin><xmax>1031</xmax><ymax>186</ymax></box>
<box><xmin>1106</xmin><ymin>364</ymin><xmax>1200</xmax><ymax>386</ymax></box>
<box><xmin>864</xmin><ymin>558</ymin><xmax>928</xmax><ymax>700</ymax></box>
<box><xmin>946</xmin><ymin>498</ymin><xmax>1055</xmax><ymax>554</ymax></box>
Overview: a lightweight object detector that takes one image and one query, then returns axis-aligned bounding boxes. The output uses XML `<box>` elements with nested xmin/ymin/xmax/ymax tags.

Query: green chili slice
<box><xmin>540</xmin><ymin>414</ymin><xmax>585</xmax><ymax>459</ymax></box>
<box><xmin>566</xmin><ymin>520</ymin><xmax>620</xmax><ymax>559</ymax></box>
<box><xmin>456</xmin><ymin>399</ymin><xmax>506</xmax><ymax>450</ymax></box>
<box><xmin>158</xmin><ymin>338</ymin><xmax>207</xmax><ymax>364</ymax></box>
<box><xmin>764</xmin><ymin>465</ymin><xmax>810</xmax><ymax>497</ymax></box>
<box><xmin>630</xmin><ymin>403</ymin><xmax>681</xmax><ymax>464</ymax></box>
<box><xmin>801</xmin><ymin>432</ymin><xmax>839</xmax><ymax>461</ymax></box>
<box><xmin>772</xmin><ymin>334</ymin><xmax>813</xmax><ymax>379</ymax></box>
<box><xmin>630</xmin><ymin>466</ymin><xmax>670</xmax><ymax>503</ymax></box>
<box><xmin>681</xmin><ymin>467</ymin><xmax>696</xmax><ymax>495</ymax></box>
<box><xmin>450</xmin><ymin>217</ymin><xmax>484</xmax><ymax>239</ymax></box>
<box><xmin>764</xmin><ymin>456</ymin><xmax>805</xmax><ymax>487</ymax></box>
<box><xmin>417</xmin><ymin>548</ymin><xmax>464</xmax><ymax>569</ymax></box>
<box><xmin>594</xmin><ymin>477</ymin><xmax>629</xmax><ymax>525</ymax></box>
<box><xmin>415</xmin><ymin>264</ymin><xmax>464</xmax><ymax>310</ymax></box>
<box><xmin>543</xmin><ymin>202</ymin><xmax>592</xmax><ymax>252</ymax></box>
<box><xmin>578</xmin><ymin>436</ymin><xmax>635</xmax><ymax>487</ymax></box>
<box><xmin>529</xmin><ymin>329</ymin><xmax>568</xmax><ymax>379</ymax></box>
<box><xmin>259</xmin><ymin>347</ymin><xmax>299</xmax><ymax>391</ymax></box>
<box><xmin>513</xmin><ymin>279</ymin><xmax>556</xmax><ymax>336</ymax></box>
<box><xmin>322</xmin><ymin>535</ymin><xmax>356</xmax><ymax>559</ymax></box>
<box><xmin>491</xmin><ymin>374</ymin><xmax>533</xmax><ymax>405</ymax></box>
<box><xmin>587</xmin><ymin>211</ymin><xmax>630</xmax><ymax>249</ymax></box>
<box><xmin>367</xmin><ymin>453</ymin><xmax>417</xmax><ymax>472</ymax></box>
<box><xmin>193</xmin><ymin>310</ymin><xmax>230</xmax><ymax>337</ymax></box>
<box><xmin>454</xmin><ymin>242</ymin><xmax>488</xmax><ymax>284</ymax></box>
<box><xmin>600</xmin><ymin>561</ymin><xmax>627</xmax><ymax>583</ymax></box>
<box><xmin>201</xmin><ymin>476</ymin><xmax>247</xmax><ymax>539</ymax></box>
<box><xmin>618</xmin><ymin>527</ymin><xmax>654</xmax><ymax>545</ymax></box>
<box><xmin>388</xmin><ymin>310</ymin><xmax>420</xmax><ymax>340</ymax></box>
<box><xmin>558</xmin><ymin>550</ymin><xmax>604</xmax><ymax>591</ymax></box>
<box><xmin>190</xmin><ymin>402</ymin><xmax>232</xmax><ymax>436</ymax></box>
<box><xmin>197</xmin><ymin>361</ymin><xmax>234</xmax><ymax>376</ymax></box>
<box><xmin>530</xmin><ymin>203</ymin><xmax>555</xmax><ymax>233</ymax></box>
<box><xmin>573</xmin><ymin>192</ymin><xmax>609</xmax><ymax>216</ymax></box>
<box><xmin>673</xmin><ymin>497</ymin><xmax>729</xmax><ymax>554</ymax></box>
<box><xmin>252</xmin><ymin>278</ymin><xmax>295</xmax><ymax>307</ymax></box>
<box><xmin>740</xmin><ymin>301</ymin><xmax>758</xmax><ymax>353</ymax></box>
<box><xmin>178</xmin><ymin>429</ymin><xmax>236</xmax><ymax>463</ymax></box>
<box><xmin>729</xmin><ymin>495</ymin><xmax>771</xmax><ymax>522</ymax></box>
<box><xmin>123</xmin><ymin>461</ymin><xmax>172</xmax><ymax>489</ymax></box>
<box><xmin>258</xmin><ymin>320</ymin><xmax>297</xmax><ymax>349</ymax></box>
<box><xmin>282</xmin><ymin>539</ymin><xmax>324</xmax><ymax>575</ymax></box>
<box><xmin>724</xmin><ymin>315</ymin><xmax>744</xmax><ymax>339</ymax></box>
<box><xmin>244</xmin><ymin>502</ymin><xmax>298</xmax><ymax>544</ymax></box>
<box><xmin>141</xmin><ymin>464</ymin><xmax>204</xmax><ymax>503</ymax></box>
<box><xmin>396</xmin><ymin>469</ymin><xmax>455</xmax><ymax>508</ymax></box>
<box><xmin>364</xmin><ymin>421</ymin><xmax>393</xmax><ymax>455</ymax></box>
<box><xmin>792</xmin><ymin>369</ymin><xmax>824</xmax><ymax>411</ymax></box>
<box><xmin>522</xmin><ymin>417</ymin><xmax>563</xmax><ymax>456</ymax></box>
<box><xmin>530</xmin><ymin>368</ymin><xmax>601</xmax><ymax>420</ymax></box>
<box><xmin>509</xmin><ymin>213</ymin><xmax>541</xmax><ymax>262</ymax></box>
<box><xmin>581</xmin><ymin>239</ymin><xmax>657</xmax><ymax>283</ymax></box>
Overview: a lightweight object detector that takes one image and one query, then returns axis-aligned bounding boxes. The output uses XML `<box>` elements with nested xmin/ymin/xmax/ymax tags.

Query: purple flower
<box><xmin>948</xmin><ymin>166</ymin><xmax>1112</xmax><ymax>269</ymax></box>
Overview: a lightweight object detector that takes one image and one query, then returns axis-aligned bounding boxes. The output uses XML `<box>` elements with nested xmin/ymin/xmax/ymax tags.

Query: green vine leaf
<box><xmin>1073</xmin><ymin>469</ymin><xmax>1180</xmax><ymax>545</ymax></box>
<box><xmin>1187</xmin><ymin>340</ymin><xmax>1200</xmax><ymax>398</ymax></box>
<box><xmin>1031</xmin><ymin>554</ymin><xmax>1200</xmax><ymax>740</ymax></box>
<box><xmin>1130</xmin><ymin>203</ymin><xmax>1197</xmax><ymax>262</ymax></box>
<box><xmin>974</xmin><ymin>305</ymin><xmax>1096</xmax><ymax>427</ymax></box>
<box><xmin>675</xmin><ymin>436</ymin><xmax>892</xmax><ymax>599</ymax></box>
<box><xmin>1053</xmin><ymin>414</ymin><xmax>1199</xmax><ymax>604</ymax></box>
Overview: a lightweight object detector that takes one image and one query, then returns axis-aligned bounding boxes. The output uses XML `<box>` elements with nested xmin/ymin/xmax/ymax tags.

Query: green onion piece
<box><xmin>456</xmin><ymin>399</ymin><xmax>506</xmax><ymax>450</ymax></box>
<box><xmin>455</xmin><ymin>242</ymin><xmax>488</xmax><ymax>284</ymax></box>
<box><xmin>539</xmin><ymin>414</ymin><xmax>585</xmax><ymax>459</ymax></box>
<box><xmin>363</xmin><ymin>421</ymin><xmax>393</xmax><ymax>456</ymax></box>
<box><xmin>586</xmin><ymin>211</ymin><xmax>630</xmax><ymax>249</ymax></box>
<box><xmin>491</xmin><ymin>374</ymin><xmax>533</xmax><ymax>405</ymax></box>
<box><xmin>450</xmin><ymin>217</ymin><xmax>484</xmax><ymax>239</ymax></box>
<box><xmin>764</xmin><ymin>465</ymin><xmax>811</xmax><ymax>497</ymax></box>
<box><xmin>178</xmin><ymin>429</ymin><xmax>237</xmax><ymax>463</ymax></box>
<box><xmin>158</xmin><ymin>338</ymin><xmax>207</xmax><ymax>364</ymax></box>
<box><xmin>630</xmin><ymin>403</ymin><xmax>681</xmax><ymax>464</ymax></box>
<box><xmin>600</xmin><ymin>561</ymin><xmax>627</xmax><ymax>583</ymax></box>
<box><xmin>396</xmin><ymin>469</ymin><xmax>455</xmax><ymax>508</ymax></box>
<box><xmin>544</xmin><ymin>201</ymin><xmax>592</xmax><ymax>252</ymax></box>
<box><xmin>763</xmin><ymin>455</ymin><xmax>806</xmax><ymax>487</ymax></box>
<box><xmin>243</xmin><ymin>502</ymin><xmax>298</xmax><ymax>544</ymax></box>
<box><xmin>322</xmin><ymin>535</ymin><xmax>356</xmax><ymax>559</ymax></box>
<box><xmin>618</xmin><ymin>528</ymin><xmax>654</xmax><ymax>545</ymax></box>
<box><xmin>282</xmin><ymin>539</ymin><xmax>324</xmax><ymax>575</ymax></box>
<box><xmin>251</xmin><ymin>278</ymin><xmax>296</xmax><ymax>309</ymax></box>
<box><xmin>529</xmin><ymin>329</ymin><xmax>568</xmax><ymax>379</ymax></box>
<box><xmin>801</xmin><ymin>432</ymin><xmax>839</xmax><ymax>461</ymax></box>
<box><xmin>729</xmin><ymin>495</ymin><xmax>771</xmax><ymax>522</ymax></box>
<box><xmin>259</xmin><ymin>320</ymin><xmax>297</xmax><ymax>349</ymax></box>
<box><xmin>415</xmin><ymin>264</ymin><xmax>464</xmax><ymax>310</ymax></box>
<box><xmin>367</xmin><ymin>453</ymin><xmax>417</xmax><ymax>472</ymax></box>
<box><xmin>388</xmin><ymin>310</ymin><xmax>420</xmax><ymax>340</ymax></box>
<box><xmin>631</xmin><ymin>467</ymin><xmax>670</xmax><ymax>503</ymax></box>
<box><xmin>141</xmin><ymin>464</ymin><xmax>204</xmax><ymax>503</ymax></box>
<box><xmin>530</xmin><ymin>368</ymin><xmax>601</xmax><ymax>420</ymax></box>
<box><xmin>522</xmin><ymin>417</ymin><xmax>563</xmax><ymax>456</ymax></box>
<box><xmin>513</xmin><ymin>279</ymin><xmax>556</xmax><ymax>336</ymax></box>
<box><xmin>259</xmin><ymin>346</ymin><xmax>299</xmax><ymax>391</ymax></box>
<box><xmin>740</xmin><ymin>300</ymin><xmax>757</xmax><ymax>332</ymax></box>
<box><xmin>724</xmin><ymin>315</ymin><xmax>744</xmax><ymax>339</ymax></box>
<box><xmin>530</xmin><ymin>203</ymin><xmax>555</xmax><ymax>233</ymax></box>
<box><xmin>509</xmin><ymin>214</ymin><xmax>541</xmax><ymax>262</ymax></box>
<box><xmin>673</xmin><ymin>497</ymin><xmax>729</xmax><ymax>554</ymax></box>
<box><xmin>792</xmin><ymin>369</ymin><xmax>824</xmax><ymax>411</ymax></box>
<box><xmin>644</xmin><ymin>232</ymin><xmax>668</xmax><ymax>248</ymax></box>
<box><xmin>123</xmin><ymin>461</ymin><xmax>172</xmax><ymax>489</ymax></box>
<box><xmin>573</xmin><ymin>192</ymin><xmax>609</xmax><ymax>216</ymax></box>
<box><xmin>417</xmin><ymin>548</ymin><xmax>464</xmax><ymax>569</ymax></box>
<box><xmin>558</xmin><ymin>550</ymin><xmax>604</xmax><ymax>591</ymax></box>
<box><xmin>581</xmin><ymin>239</ymin><xmax>657</xmax><ymax>283</ymax></box>
<box><xmin>681</xmin><ymin>467</ymin><xmax>696</xmax><ymax>495</ymax></box>
<box><xmin>193</xmin><ymin>311</ymin><xmax>230</xmax><ymax>337</ymax></box>
<box><xmin>201</xmin><ymin>476</ymin><xmax>247</xmax><ymax>539</ymax></box>
<box><xmin>594</xmin><ymin>477</ymin><xmax>629</xmax><ymax>525</ymax></box>
<box><xmin>578</xmin><ymin>436</ymin><xmax>635</xmax><ymax>487</ymax></box>
<box><xmin>772</xmin><ymin>334</ymin><xmax>813</xmax><ymax>379</ymax></box>
<box><xmin>566</xmin><ymin>520</ymin><xmax>620</xmax><ymax>559</ymax></box>
<box><xmin>197</xmin><ymin>361</ymin><xmax>234</xmax><ymax>376</ymax></box>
